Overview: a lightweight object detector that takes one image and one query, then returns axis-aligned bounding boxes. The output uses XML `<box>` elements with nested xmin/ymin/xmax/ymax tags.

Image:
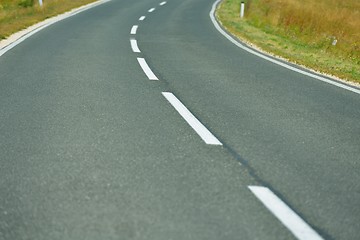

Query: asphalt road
<box><xmin>0</xmin><ymin>0</ymin><xmax>359</xmax><ymax>239</ymax></box>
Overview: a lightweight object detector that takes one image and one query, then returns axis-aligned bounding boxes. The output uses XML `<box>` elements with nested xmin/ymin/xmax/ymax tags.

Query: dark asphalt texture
<box><xmin>0</xmin><ymin>0</ymin><xmax>359</xmax><ymax>239</ymax></box>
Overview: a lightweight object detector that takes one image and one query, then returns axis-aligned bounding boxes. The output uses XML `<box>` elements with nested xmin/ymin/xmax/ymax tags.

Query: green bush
<box><xmin>18</xmin><ymin>0</ymin><xmax>34</xmax><ymax>8</ymax></box>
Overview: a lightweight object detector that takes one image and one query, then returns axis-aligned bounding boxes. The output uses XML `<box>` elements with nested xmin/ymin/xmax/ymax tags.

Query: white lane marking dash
<box><xmin>248</xmin><ymin>186</ymin><xmax>324</xmax><ymax>240</ymax></box>
<box><xmin>137</xmin><ymin>58</ymin><xmax>159</xmax><ymax>80</ymax></box>
<box><xmin>148</xmin><ymin>8</ymin><xmax>155</xmax><ymax>13</ymax></box>
<box><xmin>130</xmin><ymin>25</ymin><xmax>138</xmax><ymax>35</ymax></box>
<box><xmin>162</xmin><ymin>92</ymin><xmax>223</xmax><ymax>145</ymax></box>
<box><xmin>160</xmin><ymin>1</ymin><xmax>167</xmax><ymax>5</ymax></box>
<box><xmin>130</xmin><ymin>39</ymin><xmax>140</xmax><ymax>53</ymax></box>
<box><xmin>139</xmin><ymin>16</ymin><xmax>146</xmax><ymax>21</ymax></box>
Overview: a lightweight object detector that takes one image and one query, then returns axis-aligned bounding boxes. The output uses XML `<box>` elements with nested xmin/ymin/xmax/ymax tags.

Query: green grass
<box><xmin>0</xmin><ymin>0</ymin><xmax>98</xmax><ymax>40</ymax></box>
<box><xmin>216</xmin><ymin>0</ymin><xmax>360</xmax><ymax>83</ymax></box>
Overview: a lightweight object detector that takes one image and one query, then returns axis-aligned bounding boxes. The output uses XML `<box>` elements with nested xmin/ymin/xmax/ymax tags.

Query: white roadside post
<box><xmin>39</xmin><ymin>0</ymin><xmax>43</xmax><ymax>7</ymax></box>
<box><xmin>240</xmin><ymin>1</ymin><xmax>245</xmax><ymax>18</ymax></box>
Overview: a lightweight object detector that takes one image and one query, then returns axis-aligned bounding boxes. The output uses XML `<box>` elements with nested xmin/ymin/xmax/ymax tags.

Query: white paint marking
<box><xmin>160</xmin><ymin>1</ymin><xmax>167</xmax><ymax>6</ymax></box>
<box><xmin>139</xmin><ymin>16</ymin><xmax>146</xmax><ymax>21</ymax></box>
<box><xmin>162</xmin><ymin>92</ymin><xmax>223</xmax><ymax>145</ymax></box>
<box><xmin>248</xmin><ymin>186</ymin><xmax>324</xmax><ymax>240</ymax></box>
<box><xmin>210</xmin><ymin>0</ymin><xmax>360</xmax><ymax>95</ymax></box>
<box><xmin>130</xmin><ymin>39</ymin><xmax>140</xmax><ymax>53</ymax></box>
<box><xmin>0</xmin><ymin>0</ymin><xmax>112</xmax><ymax>57</ymax></box>
<box><xmin>130</xmin><ymin>25</ymin><xmax>138</xmax><ymax>35</ymax></box>
<box><xmin>137</xmin><ymin>58</ymin><xmax>159</xmax><ymax>80</ymax></box>
<box><xmin>148</xmin><ymin>8</ymin><xmax>155</xmax><ymax>13</ymax></box>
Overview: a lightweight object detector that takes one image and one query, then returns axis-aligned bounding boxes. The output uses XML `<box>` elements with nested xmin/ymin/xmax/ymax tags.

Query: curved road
<box><xmin>0</xmin><ymin>0</ymin><xmax>359</xmax><ymax>239</ymax></box>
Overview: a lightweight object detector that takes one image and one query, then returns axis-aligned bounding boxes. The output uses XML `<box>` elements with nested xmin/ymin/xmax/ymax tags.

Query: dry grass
<box><xmin>247</xmin><ymin>0</ymin><xmax>360</xmax><ymax>59</ymax></box>
<box><xmin>217</xmin><ymin>0</ymin><xmax>360</xmax><ymax>83</ymax></box>
<box><xmin>0</xmin><ymin>0</ymin><xmax>97</xmax><ymax>39</ymax></box>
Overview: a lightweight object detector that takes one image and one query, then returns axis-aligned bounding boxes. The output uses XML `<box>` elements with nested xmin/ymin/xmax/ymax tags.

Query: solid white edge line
<box><xmin>139</xmin><ymin>16</ymin><xmax>146</xmax><ymax>21</ymax></box>
<box><xmin>248</xmin><ymin>186</ymin><xmax>324</xmax><ymax>240</ymax></box>
<box><xmin>162</xmin><ymin>92</ymin><xmax>223</xmax><ymax>145</ymax></box>
<box><xmin>0</xmin><ymin>0</ymin><xmax>112</xmax><ymax>57</ymax></box>
<box><xmin>210</xmin><ymin>0</ymin><xmax>360</xmax><ymax>95</ymax></box>
<box><xmin>130</xmin><ymin>39</ymin><xmax>140</xmax><ymax>53</ymax></box>
<box><xmin>148</xmin><ymin>8</ymin><xmax>155</xmax><ymax>13</ymax></box>
<box><xmin>130</xmin><ymin>25</ymin><xmax>138</xmax><ymax>35</ymax></box>
<box><xmin>160</xmin><ymin>1</ymin><xmax>167</xmax><ymax>6</ymax></box>
<box><xmin>137</xmin><ymin>58</ymin><xmax>159</xmax><ymax>80</ymax></box>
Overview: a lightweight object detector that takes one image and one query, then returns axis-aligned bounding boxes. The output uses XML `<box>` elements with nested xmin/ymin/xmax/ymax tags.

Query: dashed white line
<box><xmin>137</xmin><ymin>58</ymin><xmax>159</xmax><ymax>80</ymax></box>
<box><xmin>148</xmin><ymin>8</ymin><xmax>155</xmax><ymax>13</ymax></box>
<box><xmin>160</xmin><ymin>1</ymin><xmax>167</xmax><ymax>5</ymax></box>
<box><xmin>248</xmin><ymin>186</ymin><xmax>324</xmax><ymax>240</ymax></box>
<box><xmin>139</xmin><ymin>16</ymin><xmax>146</xmax><ymax>21</ymax></box>
<box><xmin>162</xmin><ymin>92</ymin><xmax>223</xmax><ymax>145</ymax></box>
<box><xmin>130</xmin><ymin>25</ymin><xmax>138</xmax><ymax>35</ymax></box>
<box><xmin>130</xmin><ymin>39</ymin><xmax>140</xmax><ymax>53</ymax></box>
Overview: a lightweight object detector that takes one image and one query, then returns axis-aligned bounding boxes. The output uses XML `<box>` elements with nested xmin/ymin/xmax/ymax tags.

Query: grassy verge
<box><xmin>0</xmin><ymin>0</ymin><xmax>98</xmax><ymax>40</ymax></box>
<box><xmin>216</xmin><ymin>0</ymin><xmax>360</xmax><ymax>84</ymax></box>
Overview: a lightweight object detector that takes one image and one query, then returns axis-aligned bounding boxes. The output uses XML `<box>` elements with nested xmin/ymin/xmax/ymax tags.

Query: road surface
<box><xmin>0</xmin><ymin>0</ymin><xmax>359</xmax><ymax>239</ymax></box>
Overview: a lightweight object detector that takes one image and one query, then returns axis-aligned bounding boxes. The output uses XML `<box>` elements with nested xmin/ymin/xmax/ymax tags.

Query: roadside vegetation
<box><xmin>0</xmin><ymin>0</ymin><xmax>97</xmax><ymax>40</ymax></box>
<box><xmin>217</xmin><ymin>0</ymin><xmax>360</xmax><ymax>83</ymax></box>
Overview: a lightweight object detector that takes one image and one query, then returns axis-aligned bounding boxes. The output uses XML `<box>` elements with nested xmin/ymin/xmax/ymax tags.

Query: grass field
<box><xmin>217</xmin><ymin>0</ymin><xmax>360</xmax><ymax>83</ymax></box>
<box><xmin>0</xmin><ymin>0</ymin><xmax>97</xmax><ymax>40</ymax></box>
